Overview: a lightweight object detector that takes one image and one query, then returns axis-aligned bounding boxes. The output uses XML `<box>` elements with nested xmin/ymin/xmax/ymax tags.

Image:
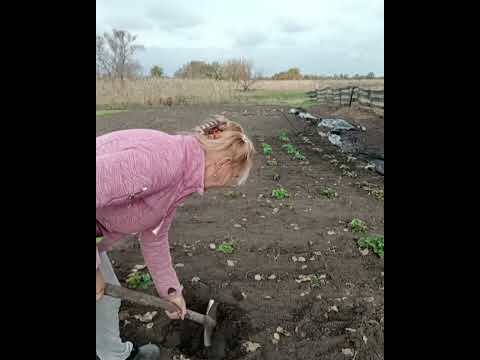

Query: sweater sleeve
<box><xmin>138</xmin><ymin>209</ymin><xmax>182</xmax><ymax>298</ymax></box>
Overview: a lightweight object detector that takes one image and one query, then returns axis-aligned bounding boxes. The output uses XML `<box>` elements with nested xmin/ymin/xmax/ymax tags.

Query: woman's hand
<box><xmin>96</xmin><ymin>269</ymin><xmax>105</xmax><ymax>301</ymax></box>
<box><xmin>165</xmin><ymin>292</ymin><xmax>187</xmax><ymax>320</ymax></box>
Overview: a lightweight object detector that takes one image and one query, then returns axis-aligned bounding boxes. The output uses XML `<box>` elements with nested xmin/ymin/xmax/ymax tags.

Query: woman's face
<box><xmin>204</xmin><ymin>157</ymin><xmax>233</xmax><ymax>189</ymax></box>
<box><xmin>204</xmin><ymin>157</ymin><xmax>249</xmax><ymax>189</ymax></box>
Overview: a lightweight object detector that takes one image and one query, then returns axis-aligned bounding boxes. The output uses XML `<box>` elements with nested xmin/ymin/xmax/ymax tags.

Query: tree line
<box><xmin>96</xmin><ymin>29</ymin><xmax>382</xmax><ymax>87</ymax></box>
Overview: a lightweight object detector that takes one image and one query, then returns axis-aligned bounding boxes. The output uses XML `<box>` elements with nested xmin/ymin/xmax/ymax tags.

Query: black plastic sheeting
<box><xmin>317</xmin><ymin>117</ymin><xmax>384</xmax><ymax>176</ymax></box>
<box><xmin>288</xmin><ymin>109</ymin><xmax>384</xmax><ymax>176</ymax></box>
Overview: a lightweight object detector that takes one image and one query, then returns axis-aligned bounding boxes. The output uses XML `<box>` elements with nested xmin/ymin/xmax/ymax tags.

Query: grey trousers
<box><xmin>96</xmin><ymin>252</ymin><xmax>133</xmax><ymax>360</ymax></box>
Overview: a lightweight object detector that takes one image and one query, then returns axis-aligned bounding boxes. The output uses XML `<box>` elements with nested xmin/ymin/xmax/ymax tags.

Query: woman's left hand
<box><xmin>165</xmin><ymin>293</ymin><xmax>187</xmax><ymax>320</ymax></box>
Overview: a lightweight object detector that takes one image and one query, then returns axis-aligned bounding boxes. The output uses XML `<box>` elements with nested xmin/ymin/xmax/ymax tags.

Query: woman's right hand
<box><xmin>96</xmin><ymin>269</ymin><xmax>105</xmax><ymax>301</ymax></box>
<box><xmin>165</xmin><ymin>292</ymin><xmax>187</xmax><ymax>320</ymax></box>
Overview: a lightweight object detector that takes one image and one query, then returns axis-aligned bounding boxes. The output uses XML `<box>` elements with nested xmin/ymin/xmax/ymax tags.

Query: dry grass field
<box><xmin>96</xmin><ymin>78</ymin><xmax>384</xmax><ymax>109</ymax></box>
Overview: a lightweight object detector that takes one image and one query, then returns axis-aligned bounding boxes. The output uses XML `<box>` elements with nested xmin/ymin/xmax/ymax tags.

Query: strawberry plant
<box><xmin>126</xmin><ymin>271</ymin><xmax>154</xmax><ymax>290</ymax></box>
<box><xmin>350</xmin><ymin>218</ymin><xmax>368</xmax><ymax>234</ymax></box>
<box><xmin>278</xmin><ymin>130</ymin><xmax>290</xmax><ymax>143</ymax></box>
<box><xmin>272</xmin><ymin>187</ymin><xmax>289</xmax><ymax>200</ymax></box>
<box><xmin>216</xmin><ymin>242</ymin><xmax>235</xmax><ymax>254</ymax></box>
<box><xmin>262</xmin><ymin>143</ymin><xmax>272</xmax><ymax>157</ymax></box>
<box><xmin>358</xmin><ymin>235</ymin><xmax>384</xmax><ymax>258</ymax></box>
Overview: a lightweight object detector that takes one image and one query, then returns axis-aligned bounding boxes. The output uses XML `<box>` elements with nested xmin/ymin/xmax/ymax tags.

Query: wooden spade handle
<box><xmin>103</xmin><ymin>283</ymin><xmax>213</xmax><ymax>328</ymax></box>
<box><xmin>104</xmin><ymin>283</ymin><xmax>180</xmax><ymax>313</ymax></box>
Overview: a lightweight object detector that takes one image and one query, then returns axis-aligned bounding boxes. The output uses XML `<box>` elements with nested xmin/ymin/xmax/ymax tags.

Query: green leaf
<box><xmin>278</xmin><ymin>130</ymin><xmax>290</xmax><ymax>143</ymax></box>
<box><xmin>271</xmin><ymin>187</ymin><xmax>289</xmax><ymax>200</ymax></box>
<box><xmin>262</xmin><ymin>143</ymin><xmax>272</xmax><ymax>156</ymax></box>
<box><xmin>216</xmin><ymin>242</ymin><xmax>235</xmax><ymax>254</ymax></box>
<box><xmin>293</xmin><ymin>151</ymin><xmax>305</xmax><ymax>160</ymax></box>
<box><xmin>358</xmin><ymin>235</ymin><xmax>384</xmax><ymax>258</ymax></box>
<box><xmin>350</xmin><ymin>219</ymin><xmax>368</xmax><ymax>234</ymax></box>
<box><xmin>126</xmin><ymin>271</ymin><xmax>153</xmax><ymax>289</ymax></box>
<box><xmin>320</xmin><ymin>187</ymin><xmax>337</xmax><ymax>199</ymax></box>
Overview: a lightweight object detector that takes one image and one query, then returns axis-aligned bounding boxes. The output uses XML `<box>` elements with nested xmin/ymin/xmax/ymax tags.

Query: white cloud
<box><xmin>147</xmin><ymin>4</ymin><xmax>204</xmax><ymax>31</ymax></box>
<box><xmin>277</xmin><ymin>18</ymin><xmax>314</xmax><ymax>34</ymax></box>
<box><xmin>234</xmin><ymin>32</ymin><xmax>269</xmax><ymax>47</ymax></box>
<box><xmin>96</xmin><ymin>0</ymin><xmax>384</xmax><ymax>75</ymax></box>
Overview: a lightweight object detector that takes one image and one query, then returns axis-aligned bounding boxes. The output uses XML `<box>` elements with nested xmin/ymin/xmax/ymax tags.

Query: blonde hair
<box><xmin>194</xmin><ymin>116</ymin><xmax>255</xmax><ymax>185</ymax></box>
<box><xmin>194</xmin><ymin>115</ymin><xmax>244</xmax><ymax>136</ymax></box>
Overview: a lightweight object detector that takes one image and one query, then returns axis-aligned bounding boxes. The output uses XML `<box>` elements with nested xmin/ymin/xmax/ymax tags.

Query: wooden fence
<box><xmin>307</xmin><ymin>87</ymin><xmax>384</xmax><ymax>114</ymax></box>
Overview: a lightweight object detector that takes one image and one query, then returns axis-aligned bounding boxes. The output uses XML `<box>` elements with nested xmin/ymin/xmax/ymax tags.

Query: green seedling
<box><xmin>278</xmin><ymin>130</ymin><xmax>290</xmax><ymax>143</ymax></box>
<box><xmin>357</xmin><ymin>182</ymin><xmax>384</xmax><ymax>201</ymax></box>
<box><xmin>370</xmin><ymin>188</ymin><xmax>384</xmax><ymax>201</ymax></box>
<box><xmin>282</xmin><ymin>143</ymin><xmax>306</xmax><ymax>161</ymax></box>
<box><xmin>272</xmin><ymin>187</ymin><xmax>289</xmax><ymax>200</ymax></box>
<box><xmin>293</xmin><ymin>150</ymin><xmax>306</xmax><ymax>160</ymax></box>
<box><xmin>126</xmin><ymin>271</ymin><xmax>154</xmax><ymax>290</ymax></box>
<box><xmin>310</xmin><ymin>274</ymin><xmax>323</xmax><ymax>288</ymax></box>
<box><xmin>262</xmin><ymin>143</ymin><xmax>272</xmax><ymax>156</ymax></box>
<box><xmin>350</xmin><ymin>218</ymin><xmax>368</xmax><ymax>234</ymax></box>
<box><xmin>358</xmin><ymin>235</ymin><xmax>384</xmax><ymax>258</ymax></box>
<box><xmin>320</xmin><ymin>187</ymin><xmax>337</xmax><ymax>199</ymax></box>
<box><xmin>282</xmin><ymin>143</ymin><xmax>296</xmax><ymax>156</ymax></box>
<box><xmin>216</xmin><ymin>242</ymin><xmax>235</xmax><ymax>254</ymax></box>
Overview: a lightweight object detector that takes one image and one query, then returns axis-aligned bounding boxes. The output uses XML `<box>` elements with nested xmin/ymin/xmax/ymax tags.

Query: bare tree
<box><xmin>174</xmin><ymin>61</ymin><xmax>222</xmax><ymax>79</ymax></box>
<box><xmin>208</xmin><ymin>61</ymin><xmax>223</xmax><ymax>80</ymax></box>
<box><xmin>96</xmin><ymin>35</ymin><xmax>112</xmax><ymax>78</ymax></box>
<box><xmin>96</xmin><ymin>29</ymin><xmax>145</xmax><ymax>81</ymax></box>
<box><xmin>125</xmin><ymin>60</ymin><xmax>143</xmax><ymax>79</ymax></box>
<box><xmin>222</xmin><ymin>58</ymin><xmax>257</xmax><ymax>91</ymax></box>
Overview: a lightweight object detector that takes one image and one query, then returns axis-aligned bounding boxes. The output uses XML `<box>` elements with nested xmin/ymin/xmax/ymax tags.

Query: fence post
<box><xmin>349</xmin><ymin>87</ymin><xmax>356</xmax><ymax>107</ymax></box>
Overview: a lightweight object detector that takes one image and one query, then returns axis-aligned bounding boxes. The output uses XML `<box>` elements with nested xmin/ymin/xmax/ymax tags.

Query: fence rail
<box><xmin>307</xmin><ymin>87</ymin><xmax>384</xmax><ymax>114</ymax></box>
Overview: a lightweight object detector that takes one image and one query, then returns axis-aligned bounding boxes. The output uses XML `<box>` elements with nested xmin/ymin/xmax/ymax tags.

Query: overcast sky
<box><xmin>96</xmin><ymin>0</ymin><xmax>384</xmax><ymax>76</ymax></box>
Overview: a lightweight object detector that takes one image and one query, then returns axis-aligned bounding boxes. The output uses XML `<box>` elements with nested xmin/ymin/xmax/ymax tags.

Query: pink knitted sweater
<box><xmin>96</xmin><ymin>129</ymin><xmax>205</xmax><ymax>297</ymax></box>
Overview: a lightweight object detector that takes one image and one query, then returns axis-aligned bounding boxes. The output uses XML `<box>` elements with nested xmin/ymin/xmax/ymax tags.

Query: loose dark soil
<box><xmin>97</xmin><ymin>104</ymin><xmax>384</xmax><ymax>360</ymax></box>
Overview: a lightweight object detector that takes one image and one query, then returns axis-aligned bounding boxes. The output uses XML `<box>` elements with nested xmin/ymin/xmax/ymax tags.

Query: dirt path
<box><xmin>96</xmin><ymin>105</ymin><xmax>384</xmax><ymax>360</ymax></box>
